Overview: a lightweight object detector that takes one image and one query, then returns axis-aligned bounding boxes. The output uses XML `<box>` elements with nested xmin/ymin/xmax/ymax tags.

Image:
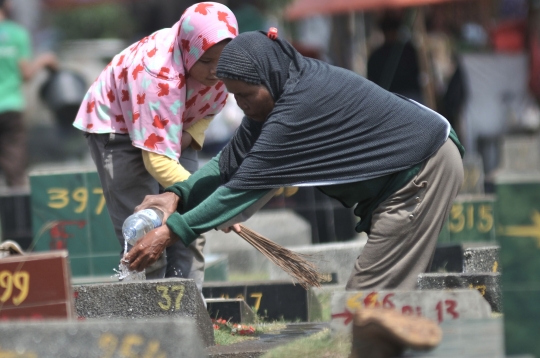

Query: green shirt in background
<box><xmin>0</xmin><ymin>20</ymin><xmax>31</xmax><ymax>113</ymax></box>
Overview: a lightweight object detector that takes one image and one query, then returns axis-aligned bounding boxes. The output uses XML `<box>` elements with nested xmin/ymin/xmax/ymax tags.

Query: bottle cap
<box><xmin>267</xmin><ymin>27</ymin><xmax>278</xmax><ymax>40</ymax></box>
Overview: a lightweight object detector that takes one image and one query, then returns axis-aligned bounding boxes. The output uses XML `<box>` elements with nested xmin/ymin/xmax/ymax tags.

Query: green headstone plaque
<box><xmin>438</xmin><ymin>194</ymin><xmax>496</xmax><ymax>244</ymax></box>
<box><xmin>495</xmin><ymin>174</ymin><xmax>540</xmax><ymax>357</ymax></box>
<box><xmin>29</xmin><ymin>169</ymin><xmax>119</xmax><ymax>278</ymax></box>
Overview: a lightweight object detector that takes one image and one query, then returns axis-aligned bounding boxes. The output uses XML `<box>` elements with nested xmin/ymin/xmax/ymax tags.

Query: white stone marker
<box><xmin>331</xmin><ymin>289</ymin><xmax>492</xmax><ymax>334</ymax></box>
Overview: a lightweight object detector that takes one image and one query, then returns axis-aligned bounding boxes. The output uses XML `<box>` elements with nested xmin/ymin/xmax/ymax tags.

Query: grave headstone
<box><xmin>438</xmin><ymin>194</ymin><xmax>496</xmax><ymax>244</ymax></box>
<box><xmin>267</xmin><ymin>239</ymin><xmax>367</xmax><ymax>285</ymax></box>
<box><xmin>73</xmin><ymin>278</ymin><xmax>214</xmax><ymax>347</ymax></box>
<box><xmin>463</xmin><ymin>244</ymin><xmax>500</xmax><ymax>273</ymax></box>
<box><xmin>206</xmin><ymin>298</ymin><xmax>255</xmax><ymax>324</ymax></box>
<box><xmin>418</xmin><ymin>273</ymin><xmax>502</xmax><ymax>313</ymax></box>
<box><xmin>500</xmin><ymin>134</ymin><xmax>540</xmax><ymax>172</ymax></box>
<box><xmin>459</xmin><ymin>154</ymin><xmax>485</xmax><ymax>195</ymax></box>
<box><xmin>429</xmin><ymin>243</ymin><xmax>500</xmax><ymax>274</ymax></box>
<box><xmin>262</xmin><ymin>186</ymin><xmax>359</xmax><ymax>243</ymax></box>
<box><xmin>0</xmin><ymin>251</ymin><xmax>75</xmax><ymax>319</ymax></box>
<box><xmin>331</xmin><ymin>289</ymin><xmax>491</xmax><ymax>334</ymax></box>
<box><xmin>30</xmin><ymin>168</ymin><xmax>119</xmax><ymax>278</ymax></box>
<box><xmin>204</xmin><ymin>254</ymin><xmax>229</xmax><ymax>282</ymax></box>
<box><xmin>406</xmin><ymin>318</ymin><xmax>505</xmax><ymax>357</ymax></box>
<box><xmin>202</xmin><ymin>281</ymin><xmax>322</xmax><ymax>322</ymax></box>
<box><xmin>495</xmin><ymin>173</ymin><xmax>540</xmax><ymax>357</ymax></box>
<box><xmin>0</xmin><ymin>318</ymin><xmax>205</xmax><ymax>358</ymax></box>
<box><xmin>204</xmin><ymin>209</ymin><xmax>312</xmax><ymax>274</ymax></box>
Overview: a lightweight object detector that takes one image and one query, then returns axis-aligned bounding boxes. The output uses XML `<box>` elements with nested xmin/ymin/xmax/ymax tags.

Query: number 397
<box><xmin>47</xmin><ymin>187</ymin><xmax>106</xmax><ymax>215</ymax></box>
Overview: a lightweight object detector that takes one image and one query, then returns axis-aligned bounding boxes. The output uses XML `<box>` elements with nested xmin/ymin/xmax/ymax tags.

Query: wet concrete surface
<box><xmin>206</xmin><ymin>322</ymin><xmax>329</xmax><ymax>358</ymax></box>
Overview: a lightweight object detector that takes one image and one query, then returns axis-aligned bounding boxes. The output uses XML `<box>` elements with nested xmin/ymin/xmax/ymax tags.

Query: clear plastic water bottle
<box><xmin>122</xmin><ymin>208</ymin><xmax>167</xmax><ymax>277</ymax></box>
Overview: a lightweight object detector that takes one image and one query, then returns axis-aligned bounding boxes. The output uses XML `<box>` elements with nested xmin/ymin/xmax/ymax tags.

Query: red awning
<box><xmin>285</xmin><ymin>0</ymin><xmax>468</xmax><ymax>20</ymax></box>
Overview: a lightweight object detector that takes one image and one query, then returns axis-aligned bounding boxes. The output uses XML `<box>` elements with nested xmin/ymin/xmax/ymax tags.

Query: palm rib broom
<box><xmin>235</xmin><ymin>224</ymin><xmax>325</xmax><ymax>289</ymax></box>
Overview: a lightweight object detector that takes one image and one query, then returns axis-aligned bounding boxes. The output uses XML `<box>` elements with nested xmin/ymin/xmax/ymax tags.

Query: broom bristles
<box><xmin>236</xmin><ymin>224</ymin><xmax>325</xmax><ymax>289</ymax></box>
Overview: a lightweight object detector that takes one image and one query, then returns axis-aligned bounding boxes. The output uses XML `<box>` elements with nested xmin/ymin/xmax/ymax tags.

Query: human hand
<box><xmin>124</xmin><ymin>225</ymin><xmax>179</xmax><ymax>272</ymax></box>
<box><xmin>220</xmin><ymin>224</ymin><xmax>242</xmax><ymax>234</ymax></box>
<box><xmin>37</xmin><ymin>53</ymin><xmax>59</xmax><ymax>71</ymax></box>
<box><xmin>135</xmin><ymin>192</ymin><xmax>180</xmax><ymax>222</ymax></box>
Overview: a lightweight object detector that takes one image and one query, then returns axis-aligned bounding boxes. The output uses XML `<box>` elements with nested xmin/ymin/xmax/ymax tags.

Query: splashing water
<box><xmin>113</xmin><ymin>259</ymin><xmax>146</xmax><ymax>281</ymax></box>
<box><xmin>112</xmin><ymin>239</ymin><xmax>145</xmax><ymax>281</ymax></box>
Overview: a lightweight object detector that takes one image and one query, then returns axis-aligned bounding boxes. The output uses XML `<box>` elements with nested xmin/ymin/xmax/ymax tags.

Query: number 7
<box><xmin>93</xmin><ymin>188</ymin><xmax>106</xmax><ymax>215</ymax></box>
<box><xmin>250</xmin><ymin>292</ymin><xmax>263</xmax><ymax>312</ymax></box>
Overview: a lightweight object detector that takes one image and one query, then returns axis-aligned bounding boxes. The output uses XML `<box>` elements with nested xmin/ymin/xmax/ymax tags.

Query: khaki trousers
<box><xmin>346</xmin><ymin>139</ymin><xmax>464</xmax><ymax>290</ymax></box>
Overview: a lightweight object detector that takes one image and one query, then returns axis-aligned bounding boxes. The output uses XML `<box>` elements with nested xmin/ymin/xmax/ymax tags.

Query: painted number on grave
<box><xmin>343</xmin><ymin>291</ymin><xmax>460</xmax><ymax>324</ymax></box>
<box><xmin>469</xmin><ymin>284</ymin><xmax>487</xmax><ymax>296</ymax></box>
<box><xmin>99</xmin><ymin>333</ymin><xmax>166</xmax><ymax>358</ymax></box>
<box><xmin>449</xmin><ymin>203</ymin><xmax>494</xmax><ymax>233</ymax></box>
<box><xmin>0</xmin><ymin>270</ymin><xmax>29</xmax><ymax>306</ymax></box>
<box><xmin>0</xmin><ymin>346</ymin><xmax>36</xmax><ymax>357</ymax></box>
<box><xmin>156</xmin><ymin>285</ymin><xmax>185</xmax><ymax>311</ymax></box>
<box><xmin>220</xmin><ymin>292</ymin><xmax>263</xmax><ymax>312</ymax></box>
<box><xmin>498</xmin><ymin>209</ymin><xmax>540</xmax><ymax>247</ymax></box>
<box><xmin>435</xmin><ymin>300</ymin><xmax>459</xmax><ymax>323</ymax></box>
<box><xmin>47</xmin><ymin>187</ymin><xmax>106</xmax><ymax>215</ymax></box>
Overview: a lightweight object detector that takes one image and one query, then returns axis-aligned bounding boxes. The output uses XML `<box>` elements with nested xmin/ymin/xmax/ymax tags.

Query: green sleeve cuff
<box><xmin>166</xmin><ymin>212</ymin><xmax>199</xmax><ymax>247</ymax></box>
<box><xmin>164</xmin><ymin>185</ymin><xmax>186</xmax><ymax>212</ymax></box>
<box><xmin>164</xmin><ymin>153</ymin><xmax>222</xmax><ymax>213</ymax></box>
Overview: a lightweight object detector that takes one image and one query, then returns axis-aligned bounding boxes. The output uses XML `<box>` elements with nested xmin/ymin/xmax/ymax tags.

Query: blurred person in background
<box><xmin>367</xmin><ymin>11</ymin><xmax>423</xmax><ymax>103</ymax></box>
<box><xmin>126</xmin><ymin>30</ymin><xmax>464</xmax><ymax>291</ymax></box>
<box><xmin>0</xmin><ymin>0</ymin><xmax>57</xmax><ymax>189</ymax></box>
<box><xmin>72</xmin><ymin>2</ymin><xmax>238</xmax><ymax>290</ymax></box>
<box><xmin>200</xmin><ymin>93</ymin><xmax>243</xmax><ymax>157</ymax></box>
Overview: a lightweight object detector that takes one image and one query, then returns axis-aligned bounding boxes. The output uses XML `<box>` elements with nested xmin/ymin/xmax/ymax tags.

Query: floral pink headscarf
<box><xmin>73</xmin><ymin>2</ymin><xmax>238</xmax><ymax>160</ymax></box>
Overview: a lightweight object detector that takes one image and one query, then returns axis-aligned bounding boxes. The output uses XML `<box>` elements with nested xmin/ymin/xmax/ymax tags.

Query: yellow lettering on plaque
<box><xmin>498</xmin><ymin>210</ymin><xmax>540</xmax><ymax>247</ymax></box>
<box><xmin>469</xmin><ymin>284</ymin><xmax>487</xmax><ymax>296</ymax></box>
<box><xmin>0</xmin><ymin>345</ymin><xmax>37</xmax><ymax>358</ymax></box>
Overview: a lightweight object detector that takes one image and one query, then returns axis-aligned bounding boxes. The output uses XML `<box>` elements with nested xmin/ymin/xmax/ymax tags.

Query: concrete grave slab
<box><xmin>74</xmin><ymin>278</ymin><xmax>214</xmax><ymax>347</ymax></box>
<box><xmin>204</xmin><ymin>210</ymin><xmax>312</xmax><ymax>274</ymax></box>
<box><xmin>206</xmin><ymin>298</ymin><xmax>255</xmax><ymax>324</ymax></box>
<box><xmin>429</xmin><ymin>242</ymin><xmax>500</xmax><ymax>274</ymax></box>
<box><xmin>203</xmin><ymin>281</ymin><xmax>322</xmax><ymax>322</ymax></box>
<box><xmin>0</xmin><ymin>318</ymin><xmax>205</xmax><ymax>358</ymax></box>
<box><xmin>403</xmin><ymin>318</ymin><xmax>505</xmax><ymax>357</ymax></box>
<box><xmin>463</xmin><ymin>244</ymin><xmax>500</xmax><ymax>273</ymax></box>
<box><xmin>268</xmin><ymin>239</ymin><xmax>367</xmax><ymax>284</ymax></box>
<box><xmin>331</xmin><ymin>289</ymin><xmax>492</xmax><ymax>334</ymax></box>
<box><xmin>418</xmin><ymin>272</ymin><xmax>502</xmax><ymax>312</ymax></box>
<box><xmin>500</xmin><ymin>134</ymin><xmax>540</xmax><ymax>172</ymax></box>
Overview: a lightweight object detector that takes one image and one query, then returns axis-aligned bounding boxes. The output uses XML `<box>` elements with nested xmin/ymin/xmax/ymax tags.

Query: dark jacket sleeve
<box><xmin>164</xmin><ymin>154</ymin><xmax>271</xmax><ymax>246</ymax></box>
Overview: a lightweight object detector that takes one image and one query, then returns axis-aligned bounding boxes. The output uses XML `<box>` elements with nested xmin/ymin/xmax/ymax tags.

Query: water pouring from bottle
<box><xmin>113</xmin><ymin>208</ymin><xmax>166</xmax><ymax>281</ymax></box>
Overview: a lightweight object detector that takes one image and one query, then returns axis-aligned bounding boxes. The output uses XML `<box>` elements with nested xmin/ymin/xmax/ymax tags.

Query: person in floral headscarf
<box><xmin>73</xmin><ymin>2</ymin><xmax>238</xmax><ymax>288</ymax></box>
